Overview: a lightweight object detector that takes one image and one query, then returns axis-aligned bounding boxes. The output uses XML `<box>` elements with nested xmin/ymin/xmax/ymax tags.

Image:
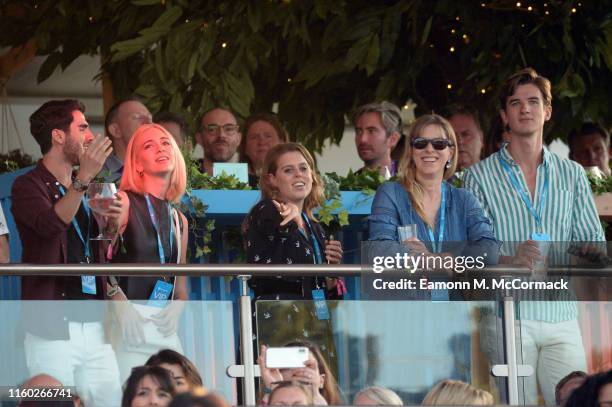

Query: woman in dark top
<box><xmin>244</xmin><ymin>142</ymin><xmax>343</xmax><ymax>299</ymax></box>
<box><xmin>238</xmin><ymin>113</ymin><xmax>289</xmax><ymax>188</ymax></box>
<box><xmin>107</xmin><ymin>123</ymin><xmax>189</xmax><ymax>380</ymax></box>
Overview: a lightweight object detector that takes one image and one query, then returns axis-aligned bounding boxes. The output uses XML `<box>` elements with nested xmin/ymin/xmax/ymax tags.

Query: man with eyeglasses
<box><xmin>195</xmin><ymin>108</ymin><xmax>242</xmax><ymax>175</ymax></box>
<box><xmin>102</xmin><ymin>97</ymin><xmax>153</xmax><ymax>182</ymax></box>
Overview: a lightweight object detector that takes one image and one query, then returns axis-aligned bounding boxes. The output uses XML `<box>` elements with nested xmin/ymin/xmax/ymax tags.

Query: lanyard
<box><xmin>426</xmin><ymin>183</ymin><xmax>446</xmax><ymax>254</ymax></box>
<box><xmin>58</xmin><ymin>185</ymin><xmax>91</xmax><ymax>260</ymax></box>
<box><xmin>144</xmin><ymin>194</ymin><xmax>174</xmax><ymax>264</ymax></box>
<box><xmin>299</xmin><ymin>213</ymin><xmax>323</xmax><ymax>264</ymax></box>
<box><xmin>498</xmin><ymin>154</ymin><xmax>549</xmax><ymax>231</ymax></box>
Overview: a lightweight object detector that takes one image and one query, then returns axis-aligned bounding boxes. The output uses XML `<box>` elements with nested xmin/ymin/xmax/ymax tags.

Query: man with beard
<box><xmin>445</xmin><ymin>105</ymin><xmax>484</xmax><ymax>170</ymax></box>
<box><xmin>195</xmin><ymin>108</ymin><xmax>242</xmax><ymax>175</ymax></box>
<box><xmin>11</xmin><ymin>100</ymin><xmax>123</xmax><ymax>406</ymax></box>
<box><xmin>352</xmin><ymin>101</ymin><xmax>401</xmax><ymax>177</ymax></box>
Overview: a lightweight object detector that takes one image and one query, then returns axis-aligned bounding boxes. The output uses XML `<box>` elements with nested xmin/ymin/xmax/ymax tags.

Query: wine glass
<box><xmin>87</xmin><ymin>182</ymin><xmax>117</xmax><ymax>241</ymax></box>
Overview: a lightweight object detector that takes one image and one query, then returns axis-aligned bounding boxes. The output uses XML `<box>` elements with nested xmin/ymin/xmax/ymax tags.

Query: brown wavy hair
<box><xmin>397</xmin><ymin>114</ymin><xmax>458</xmax><ymax>228</ymax></box>
<box><xmin>239</xmin><ymin>112</ymin><xmax>289</xmax><ymax>173</ymax></box>
<box><xmin>284</xmin><ymin>340</ymin><xmax>343</xmax><ymax>405</ymax></box>
<box><xmin>259</xmin><ymin>143</ymin><xmax>325</xmax><ymax>222</ymax></box>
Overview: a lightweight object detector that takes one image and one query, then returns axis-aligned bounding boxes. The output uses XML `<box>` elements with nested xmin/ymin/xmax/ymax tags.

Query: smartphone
<box><xmin>265</xmin><ymin>346</ymin><xmax>309</xmax><ymax>369</ymax></box>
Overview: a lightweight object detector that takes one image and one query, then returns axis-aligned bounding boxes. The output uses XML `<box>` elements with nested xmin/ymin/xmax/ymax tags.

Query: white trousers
<box><xmin>24</xmin><ymin>322</ymin><xmax>122</xmax><ymax>407</ymax></box>
<box><xmin>480</xmin><ymin>314</ymin><xmax>586</xmax><ymax>405</ymax></box>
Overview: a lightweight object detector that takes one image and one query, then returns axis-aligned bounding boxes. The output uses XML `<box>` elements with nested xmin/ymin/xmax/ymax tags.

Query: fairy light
<box><xmin>449</xmin><ymin>46</ymin><xmax>455</xmax><ymax>53</ymax></box>
<box><xmin>481</xmin><ymin>88</ymin><xmax>487</xmax><ymax>94</ymax></box>
<box><xmin>447</xmin><ymin>83</ymin><xmax>453</xmax><ymax>90</ymax></box>
<box><xmin>516</xmin><ymin>2</ymin><xmax>521</xmax><ymax>7</ymax></box>
<box><xmin>221</xmin><ymin>42</ymin><xmax>227</xmax><ymax>48</ymax></box>
<box><xmin>571</xmin><ymin>7</ymin><xmax>577</xmax><ymax>13</ymax></box>
<box><xmin>527</xmin><ymin>6</ymin><xmax>533</xmax><ymax>11</ymax></box>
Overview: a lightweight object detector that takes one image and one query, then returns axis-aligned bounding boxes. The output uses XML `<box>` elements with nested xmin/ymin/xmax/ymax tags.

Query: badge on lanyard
<box><xmin>81</xmin><ymin>275</ymin><xmax>97</xmax><ymax>295</ymax></box>
<box><xmin>148</xmin><ymin>280</ymin><xmax>174</xmax><ymax>308</ymax></box>
<box><xmin>59</xmin><ymin>185</ymin><xmax>94</xmax><ymax>294</ymax></box>
<box><xmin>311</xmin><ymin>289</ymin><xmax>330</xmax><ymax>320</ymax></box>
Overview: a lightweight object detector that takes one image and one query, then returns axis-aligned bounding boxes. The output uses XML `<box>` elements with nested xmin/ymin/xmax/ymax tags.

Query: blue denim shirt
<box><xmin>368</xmin><ymin>181</ymin><xmax>500</xmax><ymax>263</ymax></box>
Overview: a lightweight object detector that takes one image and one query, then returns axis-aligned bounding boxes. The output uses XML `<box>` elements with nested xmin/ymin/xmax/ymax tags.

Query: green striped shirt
<box><xmin>464</xmin><ymin>145</ymin><xmax>604</xmax><ymax>322</ymax></box>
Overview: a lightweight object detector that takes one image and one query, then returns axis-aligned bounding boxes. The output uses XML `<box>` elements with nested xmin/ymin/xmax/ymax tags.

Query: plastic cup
<box><xmin>398</xmin><ymin>224</ymin><xmax>417</xmax><ymax>242</ymax></box>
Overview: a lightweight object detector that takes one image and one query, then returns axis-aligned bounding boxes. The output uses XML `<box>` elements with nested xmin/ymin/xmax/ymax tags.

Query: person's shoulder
<box><xmin>446</xmin><ymin>182</ymin><xmax>478</xmax><ymax>204</ymax></box>
<box><xmin>249</xmin><ymin>199</ymin><xmax>278</xmax><ymax>217</ymax></box>
<box><xmin>467</xmin><ymin>153</ymin><xmax>499</xmax><ymax>176</ymax></box>
<box><xmin>547</xmin><ymin>150</ymin><xmax>583</xmax><ymax>173</ymax></box>
<box><xmin>377</xmin><ymin>180</ymin><xmax>402</xmax><ymax>193</ymax></box>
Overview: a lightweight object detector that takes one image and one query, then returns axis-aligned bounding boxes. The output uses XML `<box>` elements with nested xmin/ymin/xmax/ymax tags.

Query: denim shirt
<box><xmin>368</xmin><ymin>181</ymin><xmax>500</xmax><ymax>263</ymax></box>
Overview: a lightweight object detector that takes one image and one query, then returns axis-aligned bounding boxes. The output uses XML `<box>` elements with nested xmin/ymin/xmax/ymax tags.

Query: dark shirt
<box><xmin>11</xmin><ymin>160</ymin><xmax>107</xmax><ymax>339</ymax></box>
<box><xmin>112</xmin><ymin>192</ymin><xmax>180</xmax><ymax>299</ymax></box>
<box><xmin>245</xmin><ymin>199</ymin><xmax>332</xmax><ymax>299</ymax></box>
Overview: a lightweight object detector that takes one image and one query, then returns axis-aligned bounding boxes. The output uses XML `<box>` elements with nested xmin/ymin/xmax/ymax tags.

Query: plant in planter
<box><xmin>0</xmin><ymin>149</ymin><xmax>35</xmax><ymax>174</ymax></box>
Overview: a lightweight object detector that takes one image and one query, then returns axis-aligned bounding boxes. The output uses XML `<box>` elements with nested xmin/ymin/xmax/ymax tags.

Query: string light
<box><xmin>481</xmin><ymin>88</ymin><xmax>487</xmax><ymax>94</ymax></box>
<box><xmin>527</xmin><ymin>6</ymin><xmax>533</xmax><ymax>11</ymax></box>
<box><xmin>88</xmin><ymin>16</ymin><xmax>93</xmax><ymax>22</ymax></box>
<box><xmin>481</xmin><ymin>3</ymin><xmax>486</xmax><ymax>7</ymax></box>
<box><xmin>449</xmin><ymin>46</ymin><xmax>455</xmax><ymax>52</ymax></box>
<box><xmin>516</xmin><ymin>2</ymin><xmax>521</xmax><ymax>7</ymax></box>
<box><xmin>571</xmin><ymin>7</ymin><xmax>577</xmax><ymax>13</ymax></box>
<box><xmin>545</xmin><ymin>10</ymin><xmax>549</xmax><ymax>15</ymax></box>
<box><xmin>429</xmin><ymin>44</ymin><xmax>435</xmax><ymax>48</ymax></box>
<box><xmin>451</xmin><ymin>29</ymin><xmax>456</xmax><ymax>34</ymax></box>
<box><xmin>287</xmin><ymin>78</ymin><xmax>292</xmax><ymax>83</ymax></box>
<box><xmin>455</xmin><ymin>16</ymin><xmax>460</xmax><ymax>21</ymax></box>
<box><xmin>447</xmin><ymin>83</ymin><xmax>453</xmax><ymax>89</ymax></box>
<box><xmin>221</xmin><ymin>42</ymin><xmax>227</xmax><ymax>48</ymax></box>
<box><xmin>462</xmin><ymin>34</ymin><xmax>468</xmax><ymax>39</ymax></box>
<box><xmin>185</xmin><ymin>19</ymin><xmax>190</xmax><ymax>23</ymax></box>
<box><xmin>403</xmin><ymin>104</ymin><xmax>410</xmax><ymax>110</ymax></box>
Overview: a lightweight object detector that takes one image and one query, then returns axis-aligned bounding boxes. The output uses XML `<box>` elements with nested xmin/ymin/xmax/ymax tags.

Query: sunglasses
<box><xmin>411</xmin><ymin>137</ymin><xmax>454</xmax><ymax>150</ymax></box>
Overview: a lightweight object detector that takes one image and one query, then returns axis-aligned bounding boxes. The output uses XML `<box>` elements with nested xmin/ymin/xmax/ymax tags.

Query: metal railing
<box><xmin>0</xmin><ymin>263</ymin><xmax>610</xmax><ymax>405</ymax></box>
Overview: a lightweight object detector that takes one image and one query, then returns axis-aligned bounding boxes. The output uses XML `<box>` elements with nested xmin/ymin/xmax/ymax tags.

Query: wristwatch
<box><xmin>72</xmin><ymin>177</ymin><xmax>89</xmax><ymax>192</ymax></box>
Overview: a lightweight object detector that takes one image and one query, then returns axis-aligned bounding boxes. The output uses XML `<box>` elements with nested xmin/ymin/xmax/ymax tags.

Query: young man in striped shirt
<box><xmin>463</xmin><ymin>68</ymin><xmax>604</xmax><ymax>405</ymax></box>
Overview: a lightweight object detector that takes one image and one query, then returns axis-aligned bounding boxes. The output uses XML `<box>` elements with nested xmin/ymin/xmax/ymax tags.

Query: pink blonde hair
<box><xmin>120</xmin><ymin>123</ymin><xmax>187</xmax><ymax>203</ymax></box>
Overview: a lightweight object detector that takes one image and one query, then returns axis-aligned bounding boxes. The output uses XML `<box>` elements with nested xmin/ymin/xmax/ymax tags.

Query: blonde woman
<box><xmin>107</xmin><ymin>123</ymin><xmax>189</xmax><ymax>381</ymax></box>
<box><xmin>368</xmin><ymin>114</ymin><xmax>499</xmax><ymax>263</ymax></box>
<box><xmin>422</xmin><ymin>379</ymin><xmax>494</xmax><ymax>405</ymax></box>
<box><xmin>353</xmin><ymin>386</ymin><xmax>403</xmax><ymax>405</ymax></box>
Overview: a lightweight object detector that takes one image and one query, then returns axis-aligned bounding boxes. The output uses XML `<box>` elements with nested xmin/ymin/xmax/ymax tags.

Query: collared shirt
<box><xmin>11</xmin><ymin>160</ymin><xmax>107</xmax><ymax>339</ymax></box>
<box><xmin>464</xmin><ymin>145</ymin><xmax>604</xmax><ymax>322</ymax></box>
<box><xmin>101</xmin><ymin>153</ymin><xmax>123</xmax><ymax>183</ymax></box>
<box><xmin>368</xmin><ymin>181</ymin><xmax>500</xmax><ymax>262</ymax></box>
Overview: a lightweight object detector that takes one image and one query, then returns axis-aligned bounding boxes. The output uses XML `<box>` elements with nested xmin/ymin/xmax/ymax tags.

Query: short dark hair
<box><xmin>29</xmin><ymin>99</ymin><xmax>85</xmax><ymax>155</ymax></box>
<box><xmin>568</xmin><ymin>123</ymin><xmax>610</xmax><ymax>156</ymax></box>
<box><xmin>555</xmin><ymin>370</ymin><xmax>587</xmax><ymax>405</ymax></box>
<box><xmin>122</xmin><ymin>365</ymin><xmax>175</xmax><ymax>407</ymax></box>
<box><xmin>443</xmin><ymin>104</ymin><xmax>482</xmax><ymax>132</ymax></box>
<box><xmin>145</xmin><ymin>349</ymin><xmax>203</xmax><ymax>388</ymax></box>
<box><xmin>154</xmin><ymin>111</ymin><xmax>191</xmax><ymax>138</ymax></box>
<box><xmin>499</xmin><ymin>67</ymin><xmax>552</xmax><ymax>109</ymax></box>
<box><xmin>104</xmin><ymin>96</ymin><xmax>143</xmax><ymax>136</ymax></box>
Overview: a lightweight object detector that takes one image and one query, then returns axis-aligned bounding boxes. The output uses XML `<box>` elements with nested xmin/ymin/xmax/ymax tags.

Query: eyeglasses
<box><xmin>411</xmin><ymin>137</ymin><xmax>454</xmax><ymax>150</ymax></box>
<box><xmin>204</xmin><ymin>123</ymin><xmax>240</xmax><ymax>134</ymax></box>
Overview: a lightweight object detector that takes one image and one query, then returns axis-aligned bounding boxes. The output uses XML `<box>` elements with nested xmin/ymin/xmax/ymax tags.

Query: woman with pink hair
<box><xmin>107</xmin><ymin>123</ymin><xmax>189</xmax><ymax>381</ymax></box>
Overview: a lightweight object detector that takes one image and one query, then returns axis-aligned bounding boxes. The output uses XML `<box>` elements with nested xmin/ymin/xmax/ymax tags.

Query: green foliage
<box><xmin>587</xmin><ymin>172</ymin><xmax>612</xmax><ymax>195</ymax></box>
<box><xmin>1</xmin><ymin>0</ymin><xmax>611</xmax><ymax>149</ymax></box>
<box><xmin>326</xmin><ymin>168</ymin><xmax>389</xmax><ymax>195</ymax></box>
<box><xmin>0</xmin><ymin>149</ymin><xmax>34</xmax><ymax>174</ymax></box>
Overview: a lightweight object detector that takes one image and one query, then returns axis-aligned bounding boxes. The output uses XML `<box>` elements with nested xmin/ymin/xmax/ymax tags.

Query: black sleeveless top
<box><xmin>113</xmin><ymin>191</ymin><xmax>181</xmax><ymax>299</ymax></box>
